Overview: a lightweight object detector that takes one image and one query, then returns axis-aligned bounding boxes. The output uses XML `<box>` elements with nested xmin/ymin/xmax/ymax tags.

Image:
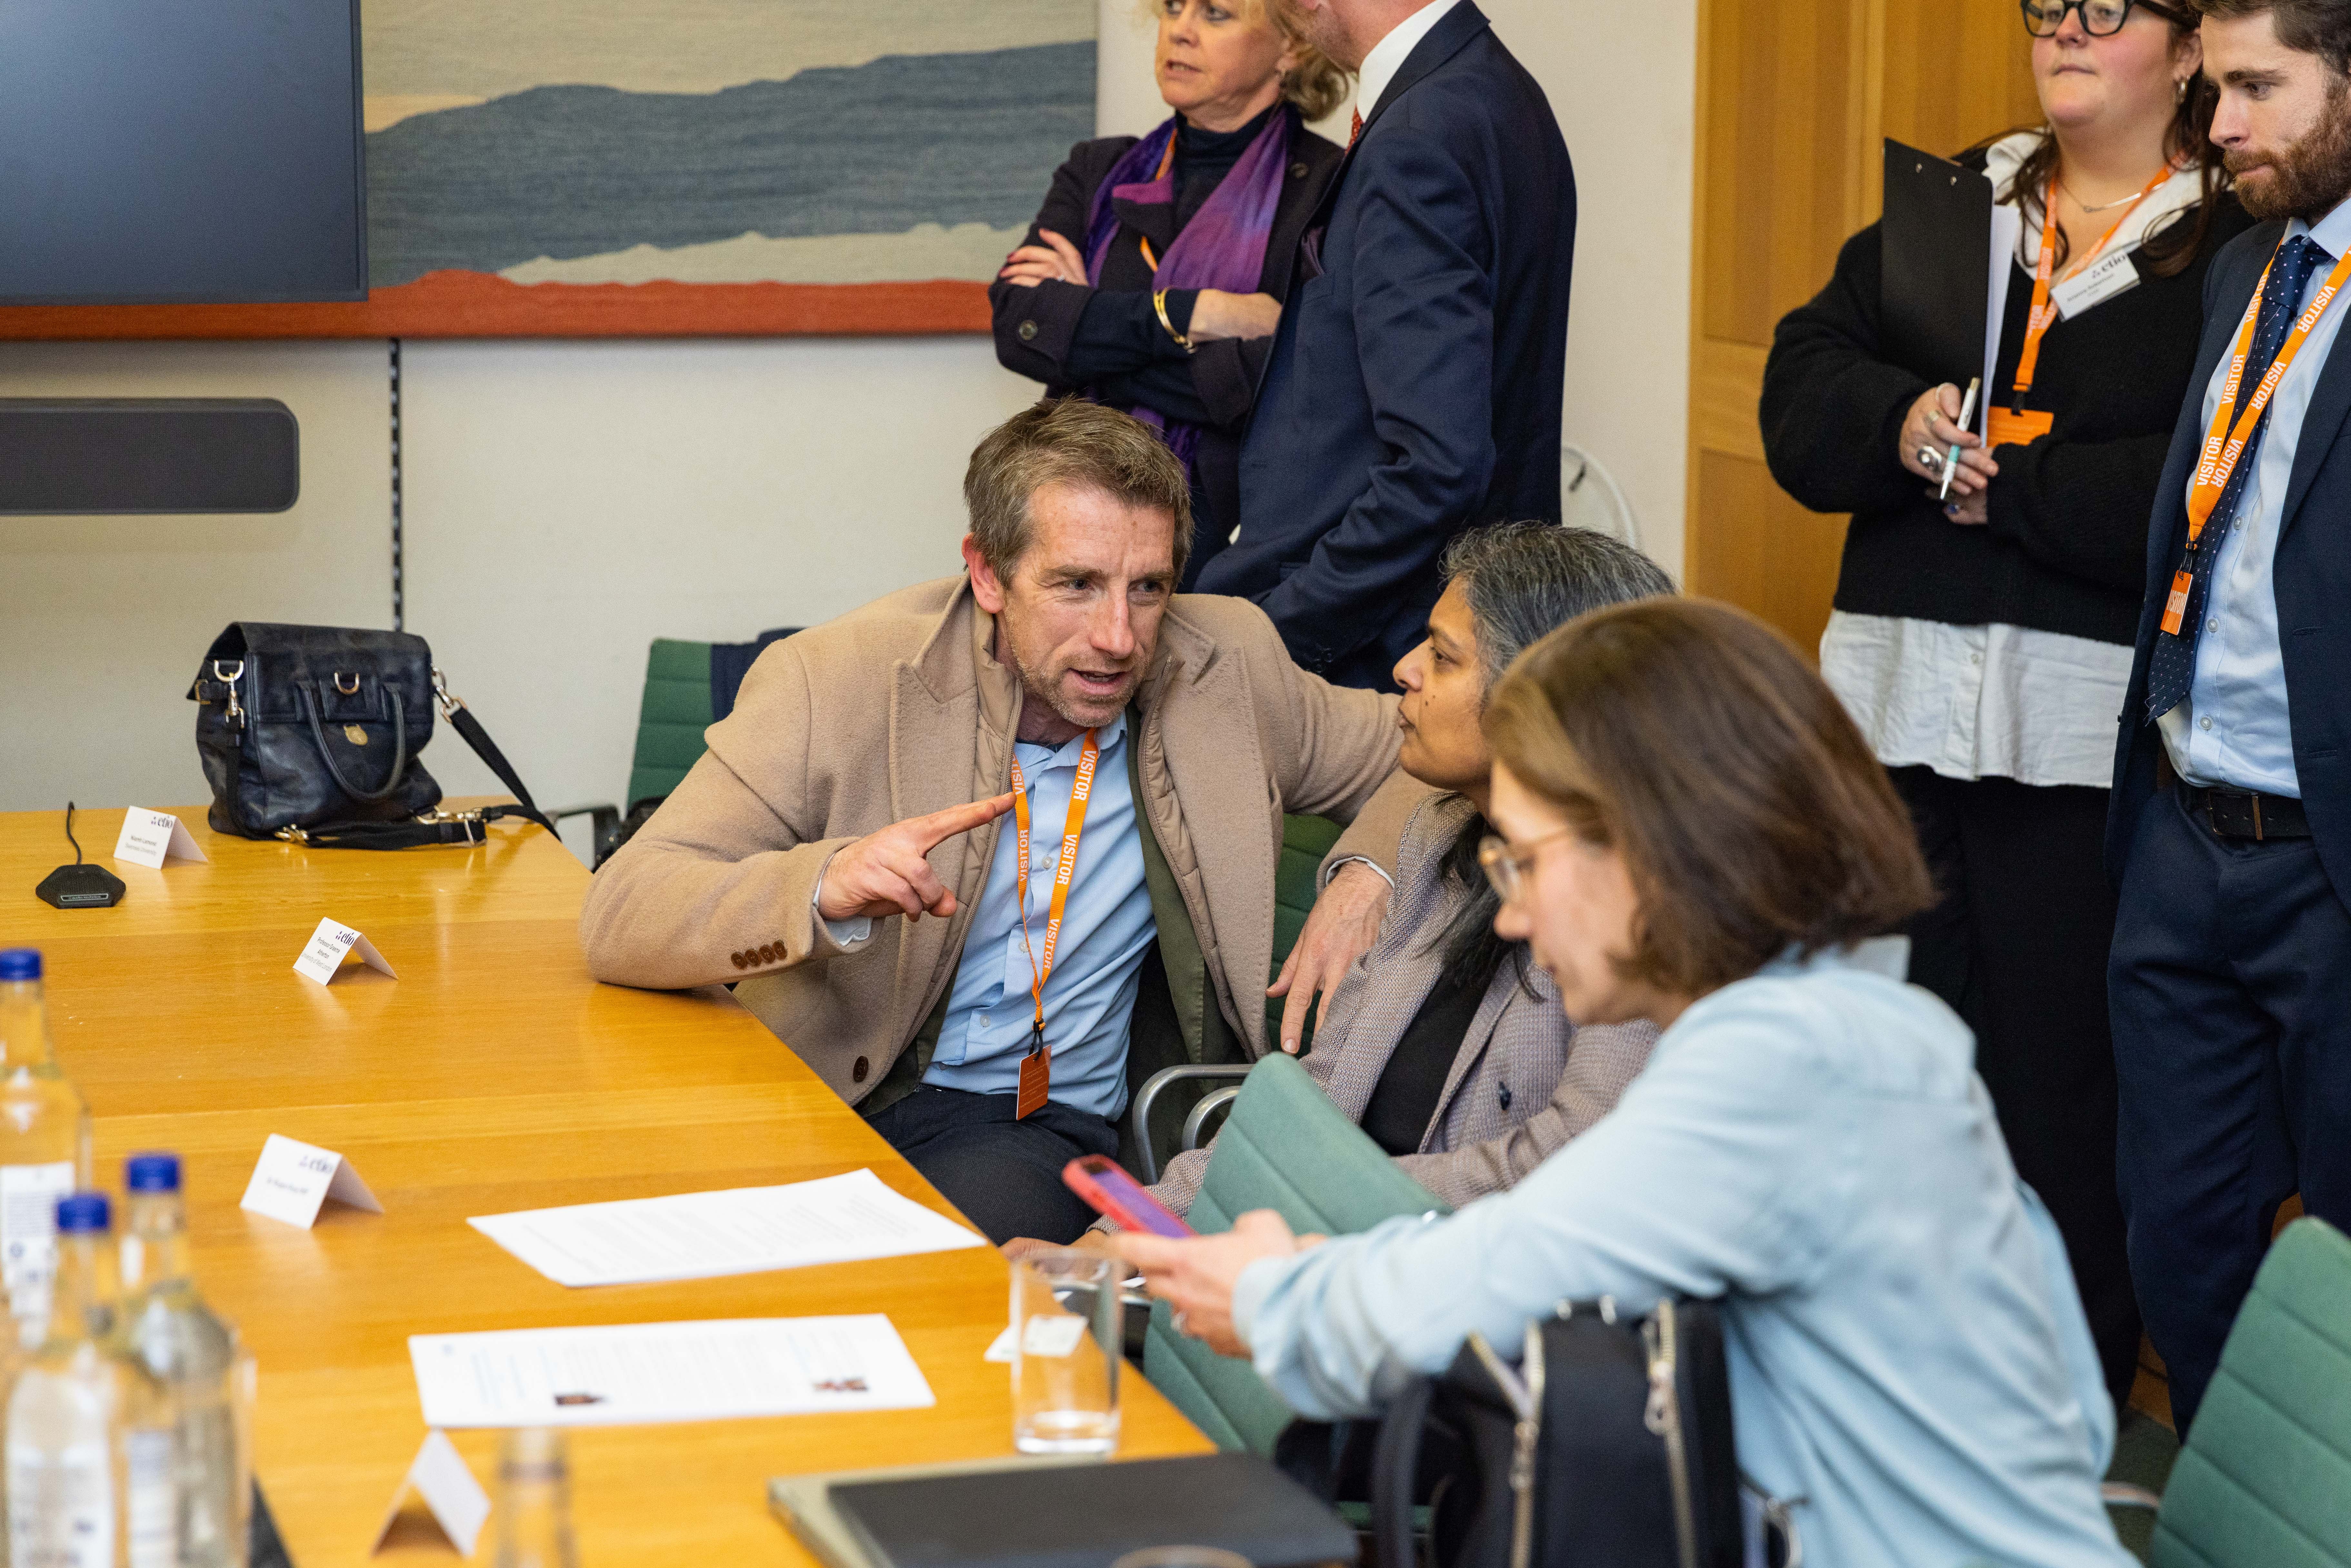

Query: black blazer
<box><xmin>990</xmin><ymin>107</ymin><xmax>1343</xmax><ymax>568</ymax></box>
<box><xmin>2109</xmin><ymin>218</ymin><xmax>2351</xmax><ymax>895</ymax></box>
<box><xmin>1203</xmin><ymin>3</ymin><xmax>1576</xmax><ymax>690</ymax></box>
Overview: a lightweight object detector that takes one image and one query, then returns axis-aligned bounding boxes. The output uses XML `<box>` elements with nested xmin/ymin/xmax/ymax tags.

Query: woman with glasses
<box><xmin>999</xmin><ymin>524</ymin><xmax>1670</xmax><ymax>1260</ymax></box>
<box><xmin>1759</xmin><ymin>0</ymin><xmax>2250</xmax><ymax>1409</ymax></box>
<box><xmin>1113</xmin><ymin>600</ymin><xmax>2134</xmax><ymax>1567</ymax></box>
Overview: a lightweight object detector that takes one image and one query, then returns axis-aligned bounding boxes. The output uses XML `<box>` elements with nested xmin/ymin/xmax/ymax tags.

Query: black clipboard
<box><xmin>1880</xmin><ymin>139</ymin><xmax>1996</xmax><ymax>391</ymax></box>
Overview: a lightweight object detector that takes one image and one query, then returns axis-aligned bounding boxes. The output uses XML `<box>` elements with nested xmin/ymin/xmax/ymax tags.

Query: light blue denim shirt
<box><xmin>919</xmin><ymin>711</ymin><xmax>1155</xmax><ymax>1119</ymax></box>
<box><xmin>1231</xmin><ymin>945</ymin><xmax>2131</xmax><ymax>1568</ymax></box>
<box><xmin>2159</xmin><ymin>195</ymin><xmax>2351</xmax><ymax>798</ymax></box>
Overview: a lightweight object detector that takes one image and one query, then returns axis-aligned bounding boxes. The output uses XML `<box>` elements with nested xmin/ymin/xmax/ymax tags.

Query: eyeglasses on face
<box><xmin>2019</xmin><ymin>0</ymin><xmax>2168</xmax><ymax>37</ymax></box>
<box><xmin>1477</xmin><ymin>829</ymin><xmax>1574</xmax><ymax>906</ymax></box>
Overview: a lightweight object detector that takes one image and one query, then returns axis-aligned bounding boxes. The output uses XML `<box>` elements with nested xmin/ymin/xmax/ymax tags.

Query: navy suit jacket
<box><xmin>1200</xmin><ymin>3</ymin><xmax>1576</xmax><ymax>690</ymax></box>
<box><xmin>2108</xmin><ymin>218</ymin><xmax>2351</xmax><ymax>899</ymax></box>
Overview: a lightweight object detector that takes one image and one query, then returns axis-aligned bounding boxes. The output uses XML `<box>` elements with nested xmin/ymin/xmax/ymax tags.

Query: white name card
<box><xmin>371</xmin><ymin>1429</ymin><xmax>490</xmax><ymax>1558</ymax></box>
<box><xmin>112</xmin><ymin>809</ymin><xmax>207</xmax><ymax>870</ymax></box>
<box><xmin>239</xmin><ymin>1133</ymin><xmax>383</xmax><ymax>1229</ymax></box>
<box><xmin>293</xmin><ymin>918</ymin><xmax>397</xmax><ymax>986</ymax></box>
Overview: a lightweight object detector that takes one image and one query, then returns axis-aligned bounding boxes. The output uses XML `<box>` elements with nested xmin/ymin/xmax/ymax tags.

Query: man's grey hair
<box><xmin>963</xmin><ymin>399</ymin><xmax>1194</xmax><ymax>582</ymax></box>
<box><xmin>1441</xmin><ymin>521</ymin><xmax>1676</xmax><ymax>691</ymax></box>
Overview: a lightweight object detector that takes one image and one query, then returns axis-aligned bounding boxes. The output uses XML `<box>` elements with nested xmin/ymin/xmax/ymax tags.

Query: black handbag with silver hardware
<box><xmin>188</xmin><ymin>622</ymin><xmax>556</xmax><ymax>849</ymax></box>
<box><xmin>1363</xmin><ymin>1298</ymin><xmax>1766</xmax><ymax>1568</ymax></box>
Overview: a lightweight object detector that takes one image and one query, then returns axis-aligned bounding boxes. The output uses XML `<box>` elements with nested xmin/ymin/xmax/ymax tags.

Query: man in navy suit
<box><xmin>1191</xmin><ymin>0</ymin><xmax>1575</xmax><ymax>691</ymax></box>
<box><xmin>2110</xmin><ymin>0</ymin><xmax>2351</xmax><ymax>1435</ymax></box>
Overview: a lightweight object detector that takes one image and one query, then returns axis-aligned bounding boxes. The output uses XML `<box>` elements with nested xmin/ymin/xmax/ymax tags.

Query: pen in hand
<box><xmin>1939</xmin><ymin>376</ymin><xmax>1982</xmax><ymax>502</ymax></box>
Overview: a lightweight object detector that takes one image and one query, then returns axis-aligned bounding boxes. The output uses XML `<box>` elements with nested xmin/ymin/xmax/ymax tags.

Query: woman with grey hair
<box><xmin>1003</xmin><ymin>523</ymin><xmax>1674</xmax><ymax>1255</ymax></box>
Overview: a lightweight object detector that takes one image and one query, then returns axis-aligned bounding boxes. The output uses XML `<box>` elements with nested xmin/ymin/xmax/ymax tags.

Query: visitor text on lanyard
<box><xmin>2161</xmin><ymin>237</ymin><xmax>2351</xmax><ymax>635</ymax></box>
<box><xmin>1009</xmin><ymin>730</ymin><xmax>1100</xmax><ymax>1119</ymax></box>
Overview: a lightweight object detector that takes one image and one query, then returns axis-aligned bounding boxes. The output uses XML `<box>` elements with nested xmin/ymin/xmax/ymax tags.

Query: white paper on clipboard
<box><xmin>1981</xmin><ymin>204</ymin><xmax>2023</xmax><ymax>434</ymax></box>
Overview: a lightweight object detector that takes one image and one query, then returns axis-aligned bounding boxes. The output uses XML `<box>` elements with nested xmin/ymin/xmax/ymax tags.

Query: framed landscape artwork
<box><xmin>2</xmin><ymin>0</ymin><xmax>1095</xmax><ymax>339</ymax></box>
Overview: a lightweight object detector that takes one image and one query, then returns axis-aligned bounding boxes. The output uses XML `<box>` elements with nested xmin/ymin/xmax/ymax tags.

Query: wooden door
<box><xmin>1685</xmin><ymin>0</ymin><xmax>2041</xmax><ymax>655</ymax></box>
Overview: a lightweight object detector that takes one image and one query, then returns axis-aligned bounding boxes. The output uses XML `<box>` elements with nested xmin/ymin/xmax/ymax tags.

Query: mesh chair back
<box><xmin>2151</xmin><ymin>1216</ymin><xmax>2351</xmax><ymax>1567</ymax></box>
<box><xmin>1144</xmin><ymin>1052</ymin><xmax>1447</xmax><ymax>1454</ymax></box>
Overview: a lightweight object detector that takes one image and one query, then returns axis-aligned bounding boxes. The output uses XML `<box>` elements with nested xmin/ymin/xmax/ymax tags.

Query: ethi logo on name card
<box><xmin>293</xmin><ymin>917</ymin><xmax>397</xmax><ymax>986</ymax></box>
<box><xmin>239</xmin><ymin>1133</ymin><xmax>384</xmax><ymax>1229</ymax></box>
<box><xmin>112</xmin><ymin>809</ymin><xmax>208</xmax><ymax>871</ymax></box>
<box><xmin>371</xmin><ymin>1429</ymin><xmax>491</xmax><ymax>1557</ymax></box>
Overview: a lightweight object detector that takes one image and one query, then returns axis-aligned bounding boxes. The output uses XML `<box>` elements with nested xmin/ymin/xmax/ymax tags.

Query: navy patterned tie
<box><xmin>2146</xmin><ymin>233</ymin><xmax>2328</xmax><ymax>721</ymax></box>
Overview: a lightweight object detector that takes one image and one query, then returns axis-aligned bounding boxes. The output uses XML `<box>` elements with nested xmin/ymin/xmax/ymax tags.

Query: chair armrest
<box><xmin>2100</xmin><ymin>1482</ymin><xmax>2163</xmax><ymax>1512</ymax></box>
<box><xmin>549</xmin><ymin>803</ymin><xmax>621</xmax><ymax>868</ymax></box>
<box><xmin>1181</xmin><ymin>1085</ymin><xmax>1244</xmax><ymax>1155</ymax></box>
<box><xmin>1130</xmin><ymin>1064</ymin><xmax>1253</xmax><ymax>1184</ymax></box>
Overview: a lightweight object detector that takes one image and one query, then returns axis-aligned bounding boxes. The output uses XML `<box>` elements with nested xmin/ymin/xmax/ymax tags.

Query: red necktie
<box><xmin>1349</xmin><ymin>108</ymin><xmax>1363</xmax><ymax>147</ymax></box>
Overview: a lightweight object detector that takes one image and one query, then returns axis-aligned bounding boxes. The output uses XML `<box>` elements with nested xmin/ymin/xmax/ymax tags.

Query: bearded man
<box><xmin>582</xmin><ymin>399</ymin><xmax>1414</xmax><ymax>1245</ymax></box>
<box><xmin>2108</xmin><ymin>0</ymin><xmax>2351</xmax><ymax>1434</ymax></box>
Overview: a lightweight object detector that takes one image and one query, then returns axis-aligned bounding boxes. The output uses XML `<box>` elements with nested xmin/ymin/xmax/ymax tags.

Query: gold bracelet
<box><xmin>1153</xmin><ymin>289</ymin><xmax>1194</xmax><ymax>353</ymax></box>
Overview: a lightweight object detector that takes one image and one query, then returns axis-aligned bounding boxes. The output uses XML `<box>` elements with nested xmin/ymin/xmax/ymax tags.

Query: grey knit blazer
<box><xmin>1141</xmin><ymin>792</ymin><xmax>1660</xmax><ymax>1220</ymax></box>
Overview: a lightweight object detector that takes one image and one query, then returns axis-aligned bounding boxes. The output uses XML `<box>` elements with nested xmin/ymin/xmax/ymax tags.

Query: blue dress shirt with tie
<box><xmin>2158</xmin><ymin>197</ymin><xmax>2351</xmax><ymax>797</ymax></box>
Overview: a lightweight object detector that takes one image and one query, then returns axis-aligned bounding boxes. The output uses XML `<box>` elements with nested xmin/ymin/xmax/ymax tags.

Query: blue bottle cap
<box><xmin>125</xmin><ymin>1154</ymin><xmax>182</xmax><ymax>1193</ymax></box>
<box><xmin>0</xmin><ymin>949</ymin><xmax>41</xmax><ymax>982</ymax></box>
<box><xmin>54</xmin><ymin>1193</ymin><xmax>108</xmax><ymax>1234</ymax></box>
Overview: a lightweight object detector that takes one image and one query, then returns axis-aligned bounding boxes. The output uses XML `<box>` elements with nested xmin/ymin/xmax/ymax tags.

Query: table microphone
<box><xmin>34</xmin><ymin>803</ymin><xmax>124</xmax><ymax>909</ymax></box>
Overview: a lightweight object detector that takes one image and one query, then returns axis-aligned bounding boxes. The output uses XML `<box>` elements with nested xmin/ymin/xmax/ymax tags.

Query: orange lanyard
<box><xmin>1136</xmin><ymin>138</ymin><xmax>1176</xmax><ymax>273</ymax></box>
<box><xmin>2009</xmin><ymin>167</ymin><xmax>2173</xmax><ymax>411</ymax></box>
<box><xmin>1008</xmin><ymin>729</ymin><xmax>1100</xmax><ymax>1039</ymax></box>
<box><xmin>2160</xmin><ymin>234</ymin><xmax>2351</xmax><ymax>635</ymax></box>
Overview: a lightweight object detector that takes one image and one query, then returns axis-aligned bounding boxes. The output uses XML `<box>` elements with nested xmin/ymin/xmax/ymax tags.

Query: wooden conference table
<box><xmin>0</xmin><ymin>804</ymin><xmax>1211</xmax><ymax>1565</ymax></box>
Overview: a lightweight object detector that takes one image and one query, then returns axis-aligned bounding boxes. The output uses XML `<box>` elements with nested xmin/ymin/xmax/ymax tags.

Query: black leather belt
<box><xmin>2183</xmin><ymin>784</ymin><xmax>2311</xmax><ymax>841</ymax></box>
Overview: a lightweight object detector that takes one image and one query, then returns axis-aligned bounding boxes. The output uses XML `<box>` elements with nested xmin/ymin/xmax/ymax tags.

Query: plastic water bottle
<box><xmin>0</xmin><ymin>951</ymin><xmax>94</xmax><ymax>1351</ymax></box>
<box><xmin>119</xmin><ymin>1156</ymin><xmax>252</xmax><ymax>1568</ymax></box>
<box><xmin>493</xmin><ymin>1428</ymin><xmax>579</xmax><ymax>1568</ymax></box>
<box><xmin>6</xmin><ymin>1192</ymin><xmax>166</xmax><ymax>1568</ymax></box>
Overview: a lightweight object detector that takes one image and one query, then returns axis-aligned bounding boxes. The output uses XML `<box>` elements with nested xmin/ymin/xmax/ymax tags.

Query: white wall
<box><xmin>0</xmin><ymin>0</ymin><xmax>1694</xmax><ymax>844</ymax></box>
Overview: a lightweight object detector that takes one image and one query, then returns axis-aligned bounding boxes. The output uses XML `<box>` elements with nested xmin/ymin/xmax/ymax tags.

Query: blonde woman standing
<box><xmin>992</xmin><ymin>1</ymin><xmax>1348</xmax><ymax>580</ymax></box>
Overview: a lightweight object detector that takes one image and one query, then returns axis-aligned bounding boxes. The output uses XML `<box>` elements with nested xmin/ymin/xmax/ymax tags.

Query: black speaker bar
<box><xmin>0</xmin><ymin>398</ymin><xmax>299</xmax><ymax>514</ymax></box>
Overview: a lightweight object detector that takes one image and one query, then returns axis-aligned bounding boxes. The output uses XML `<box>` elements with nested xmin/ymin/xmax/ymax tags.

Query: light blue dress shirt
<box><xmin>1231</xmin><ymin>945</ymin><xmax>2132</xmax><ymax>1568</ymax></box>
<box><xmin>919</xmin><ymin>711</ymin><xmax>1155</xmax><ymax>1120</ymax></box>
<box><xmin>2159</xmin><ymin>196</ymin><xmax>2351</xmax><ymax>797</ymax></box>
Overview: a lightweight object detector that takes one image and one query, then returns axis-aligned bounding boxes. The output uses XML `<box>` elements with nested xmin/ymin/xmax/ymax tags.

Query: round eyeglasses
<box><xmin>2020</xmin><ymin>0</ymin><xmax>2158</xmax><ymax>36</ymax></box>
<box><xmin>1477</xmin><ymin>830</ymin><xmax>1573</xmax><ymax>907</ymax></box>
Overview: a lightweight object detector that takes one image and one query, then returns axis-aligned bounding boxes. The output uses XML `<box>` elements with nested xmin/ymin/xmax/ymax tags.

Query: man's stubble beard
<box><xmin>1001</xmin><ymin>640</ymin><xmax>1132</xmax><ymax>734</ymax></box>
<box><xmin>2234</xmin><ymin>74</ymin><xmax>2351</xmax><ymax>221</ymax></box>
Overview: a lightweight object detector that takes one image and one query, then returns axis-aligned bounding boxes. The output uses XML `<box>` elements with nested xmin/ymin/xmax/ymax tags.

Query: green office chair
<box><xmin>1140</xmin><ymin>1052</ymin><xmax>1449</xmax><ymax>1455</ymax></box>
<box><xmin>2102</xmin><ymin>1217</ymin><xmax>2351</xmax><ymax>1566</ymax></box>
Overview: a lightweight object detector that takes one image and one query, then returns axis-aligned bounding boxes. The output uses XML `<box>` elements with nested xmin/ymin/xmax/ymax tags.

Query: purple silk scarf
<box><xmin>1080</xmin><ymin>109</ymin><xmax>1293</xmax><ymax>463</ymax></box>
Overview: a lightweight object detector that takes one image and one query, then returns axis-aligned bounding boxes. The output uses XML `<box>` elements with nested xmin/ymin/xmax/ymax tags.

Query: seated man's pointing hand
<box><xmin>815</xmin><ymin>792</ymin><xmax>1019</xmax><ymax>923</ymax></box>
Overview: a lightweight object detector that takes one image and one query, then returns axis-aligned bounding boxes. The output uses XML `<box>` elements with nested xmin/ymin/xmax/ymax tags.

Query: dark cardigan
<box><xmin>1761</xmin><ymin>162</ymin><xmax>2253</xmax><ymax>648</ymax></box>
<box><xmin>989</xmin><ymin>104</ymin><xmax>1343</xmax><ymax>580</ymax></box>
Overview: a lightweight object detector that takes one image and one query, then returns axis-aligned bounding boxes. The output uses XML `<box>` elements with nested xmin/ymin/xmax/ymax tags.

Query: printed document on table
<box><xmin>467</xmin><ymin>1167</ymin><xmax>985</xmax><ymax>1287</ymax></box>
<box><xmin>408</xmin><ymin>1314</ymin><xmax>934</xmax><ymax>1428</ymax></box>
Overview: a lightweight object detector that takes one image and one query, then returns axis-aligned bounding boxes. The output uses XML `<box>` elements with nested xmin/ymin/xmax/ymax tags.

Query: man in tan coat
<box><xmin>581</xmin><ymin>400</ymin><xmax>1415</xmax><ymax>1242</ymax></box>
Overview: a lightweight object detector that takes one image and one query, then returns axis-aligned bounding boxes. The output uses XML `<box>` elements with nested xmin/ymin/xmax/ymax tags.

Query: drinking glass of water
<box><xmin>1010</xmin><ymin>1250</ymin><xmax>1121</xmax><ymax>1454</ymax></box>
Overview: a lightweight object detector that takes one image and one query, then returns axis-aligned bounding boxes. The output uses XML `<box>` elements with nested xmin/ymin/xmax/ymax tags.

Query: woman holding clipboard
<box><xmin>1759</xmin><ymin>0</ymin><xmax>2249</xmax><ymax>1410</ymax></box>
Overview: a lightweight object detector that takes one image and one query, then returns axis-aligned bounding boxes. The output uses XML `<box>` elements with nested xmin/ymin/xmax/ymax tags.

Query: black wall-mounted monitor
<box><xmin>0</xmin><ymin>0</ymin><xmax>366</xmax><ymax>305</ymax></box>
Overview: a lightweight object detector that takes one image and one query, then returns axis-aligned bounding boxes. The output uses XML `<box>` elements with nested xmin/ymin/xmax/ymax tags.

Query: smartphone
<box><xmin>1062</xmin><ymin>1155</ymin><xmax>1195</xmax><ymax>1238</ymax></box>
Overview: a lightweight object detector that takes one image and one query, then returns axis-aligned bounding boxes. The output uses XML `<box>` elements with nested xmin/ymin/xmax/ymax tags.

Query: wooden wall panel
<box><xmin>1686</xmin><ymin>0</ymin><xmax>2045</xmax><ymax>659</ymax></box>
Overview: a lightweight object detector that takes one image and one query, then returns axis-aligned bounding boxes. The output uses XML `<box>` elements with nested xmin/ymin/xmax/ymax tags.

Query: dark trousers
<box><xmin>1892</xmin><ymin>768</ymin><xmax>2142</xmax><ymax>1406</ymax></box>
<box><xmin>865</xmin><ymin>1085</ymin><xmax>1120</xmax><ymax>1247</ymax></box>
<box><xmin>2109</xmin><ymin>783</ymin><xmax>2351</xmax><ymax>1435</ymax></box>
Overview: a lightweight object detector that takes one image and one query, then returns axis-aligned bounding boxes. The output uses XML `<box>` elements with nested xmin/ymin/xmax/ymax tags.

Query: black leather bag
<box><xmin>189</xmin><ymin>622</ymin><xmax>555</xmax><ymax>849</ymax></box>
<box><xmin>1360</xmin><ymin>1299</ymin><xmax>1769</xmax><ymax>1568</ymax></box>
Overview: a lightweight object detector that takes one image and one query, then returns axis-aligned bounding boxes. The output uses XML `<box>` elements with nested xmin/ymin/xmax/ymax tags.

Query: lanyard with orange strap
<box><xmin>1990</xmin><ymin>166</ymin><xmax>2176</xmax><ymax>449</ymax></box>
<box><xmin>1008</xmin><ymin>729</ymin><xmax>1101</xmax><ymax>1118</ymax></box>
<box><xmin>2160</xmin><ymin>235</ymin><xmax>2351</xmax><ymax>635</ymax></box>
<box><xmin>1136</xmin><ymin>137</ymin><xmax>1177</xmax><ymax>273</ymax></box>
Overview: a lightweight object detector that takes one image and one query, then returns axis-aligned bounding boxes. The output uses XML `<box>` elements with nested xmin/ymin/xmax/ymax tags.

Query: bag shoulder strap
<box><xmin>436</xmin><ymin>672</ymin><xmax>556</xmax><ymax>835</ymax></box>
<box><xmin>280</xmin><ymin>670</ymin><xmax>557</xmax><ymax>849</ymax></box>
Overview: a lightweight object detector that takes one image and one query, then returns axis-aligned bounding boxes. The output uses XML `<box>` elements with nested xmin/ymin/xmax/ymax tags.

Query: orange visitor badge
<box><xmin>1988</xmin><ymin>406</ymin><xmax>2055</xmax><ymax>450</ymax></box>
<box><xmin>2160</xmin><ymin>570</ymin><xmax>2195</xmax><ymax>637</ymax></box>
<box><xmin>1016</xmin><ymin>1042</ymin><xmax>1050</xmax><ymax>1121</ymax></box>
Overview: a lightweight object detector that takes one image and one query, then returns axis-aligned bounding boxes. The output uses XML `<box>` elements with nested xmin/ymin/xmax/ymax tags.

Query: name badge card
<box><xmin>371</xmin><ymin>1430</ymin><xmax>490</xmax><ymax>1557</ymax></box>
<box><xmin>293</xmin><ymin>918</ymin><xmax>397</xmax><ymax>985</ymax></box>
<box><xmin>112</xmin><ymin>809</ymin><xmax>207</xmax><ymax>870</ymax></box>
<box><xmin>240</xmin><ymin>1133</ymin><xmax>384</xmax><ymax>1228</ymax></box>
<box><xmin>2052</xmin><ymin>248</ymin><xmax>2140</xmax><ymax>320</ymax></box>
